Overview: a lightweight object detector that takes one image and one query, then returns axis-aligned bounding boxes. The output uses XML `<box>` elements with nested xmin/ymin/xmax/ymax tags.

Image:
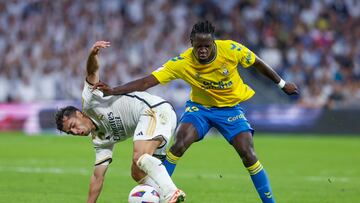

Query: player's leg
<box><xmin>136</xmin><ymin>152</ymin><xmax>185</xmax><ymax>203</ymax></box>
<box><xmin>211</xmin><ymin>105</ymin><xmax>275</xmax><ymax>203</ymax></box>
<box><xmin>163</xmin><ymin>122</ymin><xmax>199</xmax><ymax>176</ymax></box>
<box><xmin>232</xmin><ymin>132</ymin><xmax>275</xmax><ymax>203</ymax></box>
<box><xmin>133</xmin><ymin>106</ymin><xmax>185</xmax><ymax>202</ymax></box>
<box><xmin>131</xmin><ymin>139</ymin><xmax>161</xmax><ymax>182</ymax></box>
<box><xmin>132</xmin><ymin>139</ymin><xmax>177</xmax><ymax>193</ymax></box>
<box><xmin>163</xmin><ymin>101</ymin><xmax>211</xmax><ymax>176</ymax></box>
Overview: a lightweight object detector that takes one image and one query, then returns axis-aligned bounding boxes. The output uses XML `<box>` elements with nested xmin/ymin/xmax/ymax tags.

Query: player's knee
<box><xmin>171</xmin><ymin>129</ymin><xmax>194</xmax><ymax>156</ymax></box>
<box><xmin>133</xmin><ymin>152</ymin><xmax>143</xmax><ymax>165</ymax></box>
<box><xmin>170</xmin><ymin>142</ymin><xmax>180</xmax><ymax>155</ymax></box>
<box><xmin>238</xmin><ymin>148</ymin><xmax>257</xmax><ymax>164</ymax></box>
<box><xmin>171</xmin><ymin>138</ymin><xmax>187</xmax><ymax>156</ymax></box>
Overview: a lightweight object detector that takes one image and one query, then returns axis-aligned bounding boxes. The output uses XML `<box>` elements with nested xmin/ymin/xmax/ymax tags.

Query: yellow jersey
<box><xmin>152</xmin><ymin>40</ymin><xmax>256</xmax><ymax>107</ymax></box>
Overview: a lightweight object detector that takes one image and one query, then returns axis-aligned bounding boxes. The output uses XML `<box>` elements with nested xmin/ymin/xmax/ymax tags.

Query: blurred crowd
<box><xmin>0</xmin><ymin>0</ymin><xmax>359</xmax><ymax>109</ymax></box>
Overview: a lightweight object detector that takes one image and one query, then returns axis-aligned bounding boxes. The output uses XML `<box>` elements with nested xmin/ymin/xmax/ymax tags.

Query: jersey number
<box><xmin>185</xmin><ymin>106</ymin><xmax>199</xmax><ymax>112</ymax></box>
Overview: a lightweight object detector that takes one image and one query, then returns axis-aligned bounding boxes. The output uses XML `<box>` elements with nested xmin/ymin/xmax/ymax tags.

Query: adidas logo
<box><xmin>136</xmin><ymin>131</ymin><xmax>143</xmax><ymax>136</ymax></box>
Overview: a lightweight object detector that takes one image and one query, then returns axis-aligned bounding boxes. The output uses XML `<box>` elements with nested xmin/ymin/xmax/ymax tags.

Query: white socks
<box><xmin>138</xmin><ymin>175</ymin><xmax>161</xmax><ymax>193</ymax></box>
<box><xmin>137</xmin><ymin>154</ymin><xmax>177</xmax><ymax>198</ymax></box>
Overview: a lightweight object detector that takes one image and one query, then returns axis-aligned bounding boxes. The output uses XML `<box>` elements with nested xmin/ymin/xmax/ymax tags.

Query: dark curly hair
<box><xmin>190</xmin><ymin>20</ymin><xmax>215</xmax><ymax>41</ymax></box>
<box><xmin>55</xmin><ymin>106</ymin><xmax>79</xmax><ymax>132</ymax></box>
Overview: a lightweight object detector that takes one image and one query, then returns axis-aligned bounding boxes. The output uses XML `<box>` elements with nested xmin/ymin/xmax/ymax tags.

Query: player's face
<box><xmin>192</xmin><ymin>33</ymin><xmax>215</xmax><ymax>62</ymax></box>
<box><xmin>62</xmin><ymin>111</ymin><xmax>93</xmax><ymax>136</ymax></box>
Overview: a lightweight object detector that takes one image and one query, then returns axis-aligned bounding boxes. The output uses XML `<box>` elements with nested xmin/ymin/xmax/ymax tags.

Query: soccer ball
<box><xmin>128</xmin><ymin>184</ymin><xmax>160</xmax><ymax>203</ymax></box>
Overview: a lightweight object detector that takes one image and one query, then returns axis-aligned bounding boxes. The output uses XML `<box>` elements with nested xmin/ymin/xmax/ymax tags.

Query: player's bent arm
<box><xmin>252</xmin><ymin>55</ymin><xmax>299</xmax><ymax>95</ymax></box>
<box><xmin>87</xmin><ymin>165</ymin><xmax>108</xmax><ymax>203</ymax></box>
<box><xmin>86</xmin><ymin>51</ymin><xmax>100</xmax><ymax>85</ymax></box>
<box><xmin>110</xmin><ymin>74</ymin><xmax>160</xmax><ymax>95</ymax></box>
<box><xmin>252</xmin><ymin>55</ymin><xmax>282</xmax><ymax>84</ymax></box>
<box><xmin>86</xmin><ymin>41</ymin><xmax>110</xmax><ymax>85</ymax></box>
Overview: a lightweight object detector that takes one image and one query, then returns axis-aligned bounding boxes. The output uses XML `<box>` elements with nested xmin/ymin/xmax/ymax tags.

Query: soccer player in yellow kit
<box><xmin>94</xmin><ymin>21</ymin><xmax>298</xmax><ymax>203</ymax></box>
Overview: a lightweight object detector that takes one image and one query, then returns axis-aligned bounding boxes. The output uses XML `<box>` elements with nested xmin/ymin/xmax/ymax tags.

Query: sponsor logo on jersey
<box><xmin>201</xmin><ymin>80</ymin><xmax>233</xmax><ymax>89</ymax></box>
<box><xmin>107</xmin><ymin>112</ymin><xmax>124</xmax><ymax>141</ymax></box>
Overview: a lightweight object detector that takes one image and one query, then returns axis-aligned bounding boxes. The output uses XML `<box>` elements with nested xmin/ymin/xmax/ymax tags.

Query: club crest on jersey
<box><xmin>158</xmin><ymin>112</ymin><xmax>168</xmax><ymax>124</ymax></box>
<box><xmin>222</xmin><ymin>66</ymin><xmax>229</xmax><ymax>76</ymax></box>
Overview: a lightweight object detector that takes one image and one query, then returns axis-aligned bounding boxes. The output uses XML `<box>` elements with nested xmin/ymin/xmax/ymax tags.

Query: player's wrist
<box><xmin>277</xmin><ymin>79</ymin><xmax>286</xmax><ymax>89</ymax></box>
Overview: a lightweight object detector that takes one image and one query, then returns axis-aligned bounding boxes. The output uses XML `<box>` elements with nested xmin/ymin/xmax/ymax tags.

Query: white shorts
<box><xmin>133</xmin><ymin>103</ymin><xmax>177</xmax><ymax>156</ymax></box>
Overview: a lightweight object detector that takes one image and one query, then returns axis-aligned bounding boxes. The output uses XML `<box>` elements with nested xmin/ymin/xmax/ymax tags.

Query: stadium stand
<box><xmin>0</xmin><ymin>0</ymin><xmax>359</xmax><ymax>110</ymax></box>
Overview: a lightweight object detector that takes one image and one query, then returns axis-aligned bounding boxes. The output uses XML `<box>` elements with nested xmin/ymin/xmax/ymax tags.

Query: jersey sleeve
<box><xmin>93</xmin><ymin>142</ymin><xmax>114</xmax><ymax>166</ymax></box>
<box><xmin>229</xmin><ymin>40</ymin><xmax>256</xmax><ymax>68</ymax></box>
<box><xmin>151</xmin><ymin>57</ymin><xmax>182</xmax><ymax>84</ymax></box>
<box><xmin>82</xmin><ymin>80</ymin><xmax>110</xmax><ymax>109</ymax></box>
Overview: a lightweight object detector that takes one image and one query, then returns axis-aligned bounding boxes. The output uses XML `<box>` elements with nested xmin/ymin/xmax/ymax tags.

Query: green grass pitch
<box><xmin>0</xmin><ymin>133</ymin><xmax>359</xmax><ymax>203</ymax></box>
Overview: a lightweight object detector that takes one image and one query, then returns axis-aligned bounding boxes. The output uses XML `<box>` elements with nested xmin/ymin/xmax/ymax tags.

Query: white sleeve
<box><xmin>82</xmin><ymin>80</ymin><xmax>110</xmax><ymax>108</ymax></box>
<box><xmin>94</xmin><ymin>144</ymin><xmax>114</xmax><ymax>166</ymax></box>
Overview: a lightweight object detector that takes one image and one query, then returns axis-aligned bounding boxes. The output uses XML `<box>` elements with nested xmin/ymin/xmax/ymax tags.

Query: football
<box><xmin>128</xmin><ymin>184</ymin><xmax>160</xmax><ymax>203</ymax></box>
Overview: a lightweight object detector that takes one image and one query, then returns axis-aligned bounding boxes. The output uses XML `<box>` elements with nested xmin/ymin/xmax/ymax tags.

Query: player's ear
<box><xmin>75</xmin><ymin>110</ymin><xmax>83</xmax><ymax>118</ymax></box>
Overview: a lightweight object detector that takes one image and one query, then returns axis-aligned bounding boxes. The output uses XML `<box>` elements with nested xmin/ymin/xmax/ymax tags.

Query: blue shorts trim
<box><xmin>179</xmin><ymin>100</ymin><xmax>254</xmax><ymax>143</ymax></box>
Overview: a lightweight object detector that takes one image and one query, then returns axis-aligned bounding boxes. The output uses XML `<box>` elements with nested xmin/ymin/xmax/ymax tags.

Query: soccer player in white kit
<box><xmin>55</xmin><ymin>41</ymin><xmax>185</xmax><ymax>203</ymax></box>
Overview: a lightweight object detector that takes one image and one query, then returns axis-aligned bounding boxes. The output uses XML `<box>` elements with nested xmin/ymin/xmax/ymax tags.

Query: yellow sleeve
<box><xmin>229</xmin><ymin>40</ymin><xmax>256</xmax><ymax>68</ymax></box>
<box><xmin>151</xmin><ymin>56</ymin><xmax>183</xmax><ymax>84</ymax></box>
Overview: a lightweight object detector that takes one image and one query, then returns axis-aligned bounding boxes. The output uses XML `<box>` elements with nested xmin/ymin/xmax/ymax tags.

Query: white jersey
<box><xmin>82</xmin><ymin>81</ymin><xmax>176</xmax><ymax>166</ymax></box>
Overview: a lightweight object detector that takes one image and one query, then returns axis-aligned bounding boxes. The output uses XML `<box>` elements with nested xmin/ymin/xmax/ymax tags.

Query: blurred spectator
<box><xmin>298</xmin><ymin>80</ymin><xmax>330</xmax><ymax>109</ymax></box>
<box><xmin>0</xmin><ymin>0</ymin><xmax>359</xmax><ymax>109</ymax></box>
<box><xmin>326</xmin><ymin>82</ymin><xmax>346</xmax><ymax>109</ymax></box>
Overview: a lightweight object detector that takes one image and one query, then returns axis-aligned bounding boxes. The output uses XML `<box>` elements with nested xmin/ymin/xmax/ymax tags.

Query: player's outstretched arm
<box><xmin>253</xmin><ymin>55</ymin><xmax>299</xmax><ymax>95</ymax></box>
<box><xmin>93</xmin><ymin>74</ymin><xmax>160</xmax><ymax>96</ymax></box>
<box><xmin>86</xmin><ymin>41</ymin><xmax>111</xmax><ymax>85</ymax></box>
<box><xmin>87</xmin><ymin>165</ymin><xmax>108</xmax><ymax>203</ymax></box>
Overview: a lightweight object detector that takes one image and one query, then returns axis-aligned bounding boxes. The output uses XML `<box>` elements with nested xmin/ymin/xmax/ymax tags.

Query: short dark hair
<box><xmin>190</xmin><ymin>20</ymin><xmax>215</xmax><ymax>40</ymax></box>
<box><xmin>55</xmin><ymin>106</ymin><xmax>79</xmax><ymax>131</ymax></box>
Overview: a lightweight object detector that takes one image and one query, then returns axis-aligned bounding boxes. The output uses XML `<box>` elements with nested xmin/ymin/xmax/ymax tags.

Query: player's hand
<box><xmin>93</xmin><ymin>81</ymin><xmax>114</xmax><ymax>96</ymax></box>
<box><xmin>90</xmin><ymin>41</ymin><xmax>110</xmax><ymax>55</ymax></box>
<box><xmin>282</xmin><ymin>82</ymin><xmax>299</xmax><ymax>95</ymax></box>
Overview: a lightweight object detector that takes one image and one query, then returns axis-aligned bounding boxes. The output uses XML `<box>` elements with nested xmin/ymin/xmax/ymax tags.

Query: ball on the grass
<box><xmin>128</xmin><ymin>184</ymin><xmax>160</xmax><ymax>203</ymax></box>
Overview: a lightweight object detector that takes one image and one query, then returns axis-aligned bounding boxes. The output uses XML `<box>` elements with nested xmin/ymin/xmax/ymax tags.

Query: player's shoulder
<box><xmin>128</xmin><ymin>91</ymin><xmax>166</xmax><ymax>103</ymax></box>
<box><xmin>216</xmin><ymin>39</ymin><xmax>244</xmax><ymax>50</ymax></box>
<box><xmin>81</xmin><ymin>80</ymin><xmax>105</xmax><ymax>107</ymax></box>
<box><xmin>165</xmin><ymin>48</ymin><xmax>192</xmax><ymax>65</ymax></box>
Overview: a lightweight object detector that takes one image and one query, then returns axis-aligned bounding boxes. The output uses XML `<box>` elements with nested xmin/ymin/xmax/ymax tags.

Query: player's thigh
<box><xmin>211</xmin><ymin>106</ymin><xmax>254</xmax><ymax>143</ymax></box>
<box><xmin>178</xmin><ymin>101</ymin><xmax>212</xmax><ymax>141</ymax></box>
<box><xmin>174</xmin><ymin>122</ymin><xmax>200</xmax><ymax>146</ymax></box>
<box><xmin>133</xmin><ymin>104</ymin><xmax>177</xmax><ymax>157</ymax></box>
<box><xmin>133</xmin><ymin>140</ymin><xmax>163</xmax><ymax>159</ymax></box>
